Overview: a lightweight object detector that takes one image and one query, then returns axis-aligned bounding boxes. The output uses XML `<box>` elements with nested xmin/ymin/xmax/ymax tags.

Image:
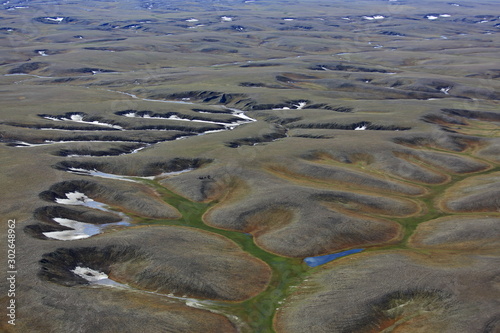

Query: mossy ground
<box><xmin>121</xmin><ymin>141</ymin><xmax>500</xmax><ymax>331</ymax></box>
<box><xmin>2</xmin><ymin>0</ymin><xmax>499</xmax><ymax>331</ymax></box>
<box><xmin>373</xmin><ymin>163</ymin><xmax>500</xmax><ymax>251</ymax></box>
<box><xmin>134</xmin><ymin>179</ymin><xmax>308</xmax><ymax>332</ymax></box>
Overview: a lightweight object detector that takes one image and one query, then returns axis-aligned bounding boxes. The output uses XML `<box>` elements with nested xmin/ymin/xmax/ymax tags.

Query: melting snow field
<box><xmin>120</xmin><ymin>107</ymin><xmax>255</xmax><ymax>129</ymax></box>
<box><xmin>295</xmin><ymin>102</ymin><xmax>307</xmax><ymax>109</ymax></box>
<box><xmin>42</xmin><ymin>114</ymin><xmax>124</xmax><ymax>130</ymax></box>
<box><xmin>11</xmin><ymin>140</ymin><xmax>145</xmax><ymax>148</ymax></box>
<box><xmin>66</xmin><ymin>168</ymin><xmax>140</xmax><ymax>182</ymax></box>
<box><xmin>55</xmin><ymin>191</ymin><xmax>108</xmax><ymax>210</ymax></box>
<box><xmin>71</xmin><ymin>266</ymin><xmax>126</xmax><ymax>287</ymax></box>
<box><xmin>273</xmin><ymin>102</ymin><xmax>307</xmax><ymax>110</ymax></box>
<box><xmin>4</xmin><ymin>73</ymin><xmax>51</xmax><ymax>79</ymax></box>
<box><xmin>441</xmin><ymin>87</ymin><xmax>451</xmax><ymax>94</ymax></box>
<box><xmin>10</xmin><ymin>141</ymin><xmax>53</xmax><ymax>147</ymax></box>
<box><xmin>107</xmin><ymin>90</ymin><xmax>257</xmax><ymax>130</ymax></box>
<box><xmin>69</xmin><ymin>265</ymin><xmax>222</xmax><ymax>312</ymax></box>
<box><xmin>44</xmin><ymin>191</ymin><xmax>131</xmax><ymax>240</ymax></box>
<box><xmin>45</xmin><ymin>17</ymin><xmax>64</xmax><ymax>22</ymax></box>
<box><xmin>9</xmin><ymin>89</ymin><xmax>256</xmax><ymax>155</ymax></box>
<box><xmin>54</xmin><ymin>191</ymin><xmax>128</xmax><ymax>221</ymax></box>
<box><xmin>363</xmin><ymin>15</ymin><xmax>385</xmax><ymax>20</ymax></box>
<box><xmin>69</xmin><ymin>267</ymin><xmax>224</xmax><ymax>314</ymax></box>
<box><xmin>426</xmin><ymin>14</ymin><xmax>451</xmax><ymax>20</ymax></box>
<box><xmin>66</xmin><ymin>167</ymin><xmax>195</xmax><ymax>181</ymax></box>
<box><xmin>43</xmin><ymin>218</ymin><xmax>129</xmax><ymax>240</ymax></box>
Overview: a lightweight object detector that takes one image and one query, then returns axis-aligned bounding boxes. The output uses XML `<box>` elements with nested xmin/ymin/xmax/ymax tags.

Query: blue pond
<box><xmin>304</xmin><ymin>249</ymin><xmax>364</xmax><ymax>267</ymax></box>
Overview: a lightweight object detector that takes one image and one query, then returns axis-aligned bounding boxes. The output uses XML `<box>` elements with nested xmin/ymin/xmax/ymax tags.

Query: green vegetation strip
<box><xmin>380</xmin><ymin>164</ymin><xmax>500</xmax><ymax>250</ymax></box>
<box><xmin>138</xmin><ymin>179</ymin><xmax>309</xmax><ymax>333</ymax></box>
<box><xmin>132</xmin><ymin>159</ymin><xmax>499</xmax><ymax>331</ymax></box>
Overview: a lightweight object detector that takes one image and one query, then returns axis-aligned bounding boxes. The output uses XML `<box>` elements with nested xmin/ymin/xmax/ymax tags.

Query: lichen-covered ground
<box><xmin>1</xmin><ymin>0</ymin><xmax>498</xmax><ymax>332</ymax></box>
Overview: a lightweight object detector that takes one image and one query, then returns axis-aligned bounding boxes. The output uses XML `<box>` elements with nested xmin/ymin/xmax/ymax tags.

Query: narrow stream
<box><xmin>304</xmin><ymin>249</ymin><xmax>364</xmax><ymax>267</ymax></box>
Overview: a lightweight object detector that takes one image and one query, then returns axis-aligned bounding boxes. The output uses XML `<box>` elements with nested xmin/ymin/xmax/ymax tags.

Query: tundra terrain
<box><xmin>0</xmin><ymin>0</ymin><xmax>498</xmax><ymax>332</ymax></box>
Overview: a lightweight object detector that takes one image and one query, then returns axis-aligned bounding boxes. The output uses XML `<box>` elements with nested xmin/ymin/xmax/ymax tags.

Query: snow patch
<box><xmin>45</xmin><ymin>17</ymin><xmax>64</xmax><ymax>22</ymax></box>
<box><xmin>71</xmin><ymin>266</ymin><xmax>126</xmax><ymax>287</ymax></box>
<box><xmin>44</xmin><ymin>218</ymin><xmax>102</xmax><ymax>240</ymax></box>
<box><xmin>72</xmin><ymin>266</ymin><xmax>109</xmax><ymax>282</ymax></box>
<box><xmin>48</xmin><ymin>191</ymin><xmax>131</xmax><ymax>240</ymax></box>
<box><xmin>42</xmin><ymin>114</ymin><xmax>123</xmax><ymax>130</ymax></box>
<box><xmin>295</xmin><ymin>102</ymin><xmax>307</xmax><ymax>109</ymax></box>
<box><xmin>10</xmin><ymin>141</ymin><xmax>52</xmax><ymax>147</ymax></box>
<box><xmin>440</xmin><ymin>87</ymin><xmax>451</xmax><ymax>94</ymax></box>
<box><xmin>363</xmin><ymin>15</ymin><xmax>385</xmax><ymax>20</ymax></box>
<box><xmin>54</xmin><ymin>192</ymin><xmax>128</xmax><ymax>217</ymax></box>
<box><xmin>44</xmin><ymin>191</ymin><xmax>131</xmax><ymax>240</ymax></box>
<box><xmin>67</xmin><ymin>167</ymin><xmax>194</xmax><ymax>181</ymax></box>
<box><xmin>55</xmin><ymin>191</ymin><xmax>105</xmax><ymax>209</ymax></box>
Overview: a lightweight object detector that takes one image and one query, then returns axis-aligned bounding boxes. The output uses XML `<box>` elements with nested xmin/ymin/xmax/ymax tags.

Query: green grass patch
<box><xmin>132</xmin><ymin>160</ymin><xmax>499</xmax><ymax>330</ymax></box>
<box><xmin>136</xmin><ymin>179</ymin><xmax>309</xmax><ymax>333</ymax></box>
<box><xmin>377</xmin><ymin>163</ymin><xmax>500</xmax><ymax>250</ymax></box>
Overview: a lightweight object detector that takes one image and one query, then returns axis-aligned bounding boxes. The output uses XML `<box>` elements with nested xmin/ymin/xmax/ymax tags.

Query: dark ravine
<box><xmin>53</xmin><ymin>143</ymin><xmax>148</xmax><ymax>157</ymax></box>
<box><xmin>53</xmin><ymin>157</ymin><xmax>213</xmax><ymax>177</ymax></box>
<box><xmin>289</xmin><ymin>121</ymin><xmax>411</xmax><ymax>131</ymax></box>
